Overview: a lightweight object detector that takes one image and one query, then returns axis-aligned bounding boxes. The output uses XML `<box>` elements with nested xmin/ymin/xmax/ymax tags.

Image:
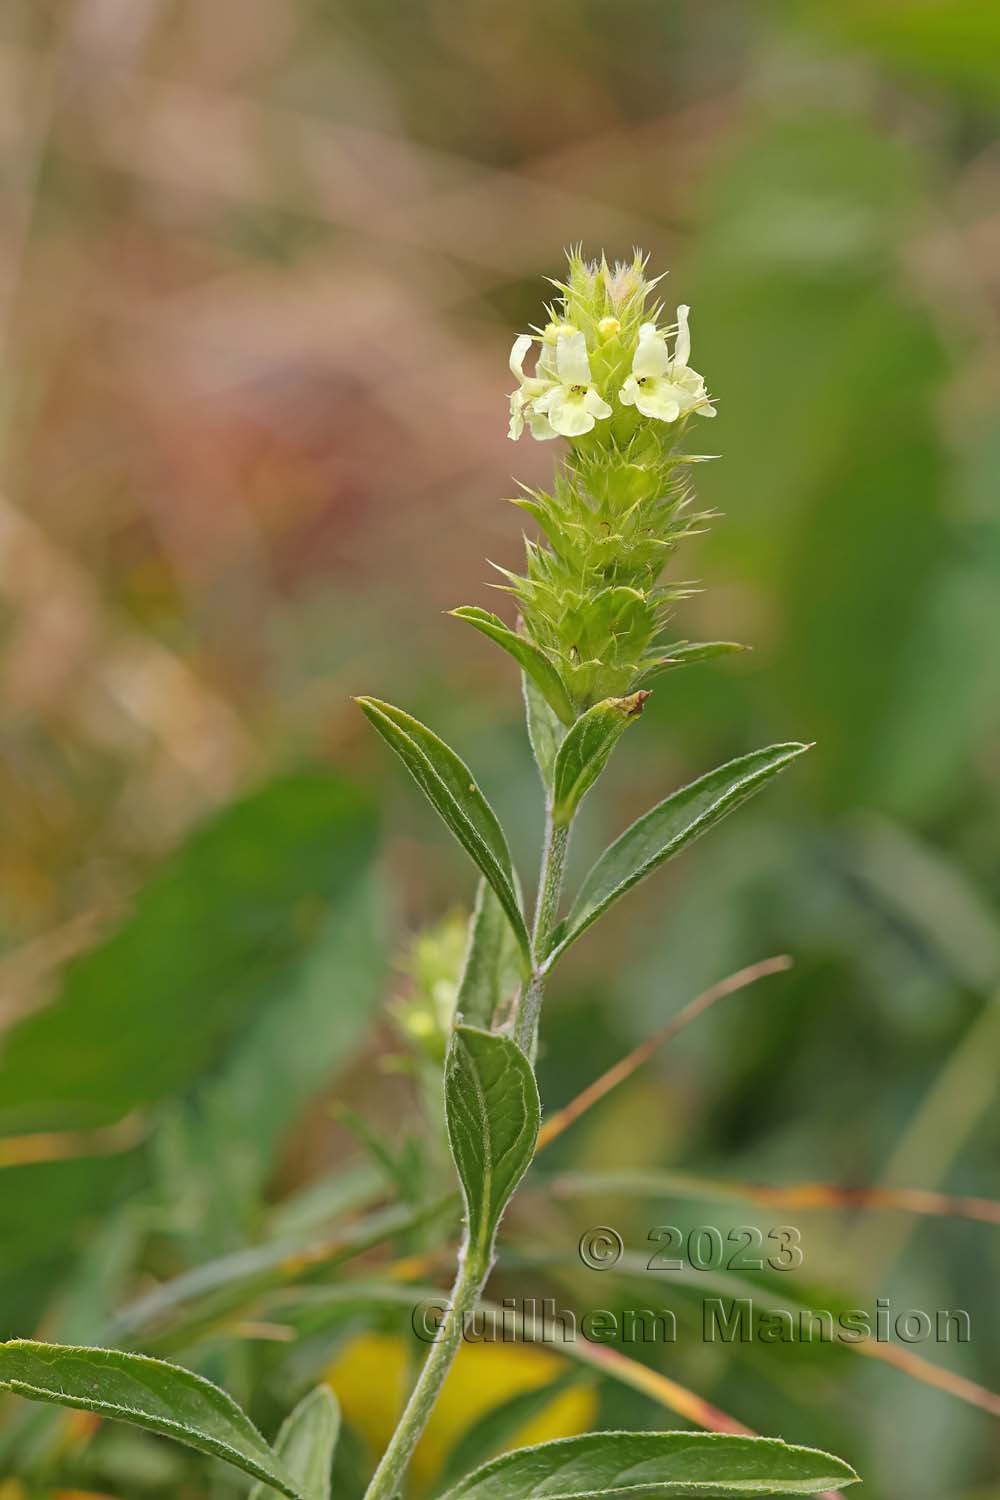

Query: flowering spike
<box><xmin>498</xmin><ymin>250</ymin><xmax>719</xmax><ymax>710</ymax></box>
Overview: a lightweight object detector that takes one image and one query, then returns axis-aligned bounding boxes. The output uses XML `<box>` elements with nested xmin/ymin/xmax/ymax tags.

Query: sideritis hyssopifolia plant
<box><xmin>0</xmin><ymin>252</ymin><xmax>858</xmax><ymax>1500</ymax></box>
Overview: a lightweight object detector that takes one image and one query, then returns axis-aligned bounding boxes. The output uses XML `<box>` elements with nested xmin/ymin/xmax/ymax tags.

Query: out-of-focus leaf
<box><xmin>445</xmin><ymin>1027</ymin><xmax>539</xmax><ymax>1269</ymax></box>
<box><xmin>787</xmin><ymin>0</ymin><xmax>1000</xmax><ymax>101</ymax></box>
<box><xmin>0</xmin><ymin>1341</ymin><xmax>301</xmax><ymax>1497</ymax></box>
<box><xmin>266</xmin><ymin>1162</ymin><xmax>387</xmax><ymax>1242</ymax></box>
<box><xmin>551</xmin><ymin>694</ymin><xmax>649</xmax><ymax>827</ymax></box>
<box><xmin>455</xmin><ymin>880</ymin><xmax>523</xmax><ymax>1030</ymax></box>
<box><xmin>688</xmin><ymin>115</ymin><xmax>947</xmax><ymax>808</ymax></box>
<box><xmin>451</xmin><ymin>608</ymin><xmax>575</xmax><ymax>726</ymax></box>
<box><xmin>250</xmin><ymin>1385</ymin><xmax>340</xmax><ymax>1500</ymax></box>
<box><xmin>545</xmin><ymin>745</ymin><xmax>809</xmax><ymax>966</ymax></box>
<box><xmin>356</xmin><ymin>698</ymin><xmax>531</xmax><ymax>965</ymax></box>
<box><xmin>0</xmin><ymin>1156</ymin><xmax>138</xmax><ymax>1335</ymax></box>
<box><xmin>0</xmin><ymin>771</ymin><xmax>380</xmax><ymax>1355</ymax></box>
<box><xmin>166</xmin><ymin>868</ymin><xmax>385</xmax><ymax>1246</ymax></box>
<box><xmin>0</xmin><ymin>771</ymin><xmax>378</xmax><ymax>1134</ymax></box>
<box><xmin>436</xmin><ymin>1431</ymin><xmax>859</xmax><ymax>1499</ymax></box>
<box><xmin>110</xmin><ymin>1198</ymin><xmax>448</xmax><ymax>1348</ymax></box>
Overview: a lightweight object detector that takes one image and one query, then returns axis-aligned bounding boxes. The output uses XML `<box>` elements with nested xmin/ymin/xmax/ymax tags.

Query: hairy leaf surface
<box><xmin>445</xmin><ymin>1027</ymin><xmax>540</xmax><ymax>1268</ymax></box>
<box><xmin>0</xmin><ymin>1341</ymin><xmax>301</xmax><ymax>1497</ymax></box>
<box><xmin>438</xmin><ymin>1431</ymin><xmax>858</xmax><ymax>1500</ymax></box>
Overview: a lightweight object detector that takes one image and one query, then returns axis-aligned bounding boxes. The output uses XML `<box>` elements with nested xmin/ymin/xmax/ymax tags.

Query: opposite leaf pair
<box><xmin>355</xmin><ymin>693</ymin><xmax>808</xmax><ymax>986</ymax></box>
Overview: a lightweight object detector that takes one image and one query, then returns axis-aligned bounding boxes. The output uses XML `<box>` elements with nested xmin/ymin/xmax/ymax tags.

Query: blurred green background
<box><xmin>1</xmin><ymin>0</ymin><xmax>998</xmax><ymax>1496</ymax></box>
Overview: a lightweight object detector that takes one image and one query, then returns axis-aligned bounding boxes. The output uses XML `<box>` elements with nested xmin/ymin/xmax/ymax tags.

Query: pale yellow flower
<box><xmin>619</xmin><ymin>306</ymin><xmax>715</xmax><ymax>423</ymax></box>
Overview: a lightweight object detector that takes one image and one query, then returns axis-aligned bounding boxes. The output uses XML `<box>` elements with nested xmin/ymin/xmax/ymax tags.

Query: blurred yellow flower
<box><xmin>326</xmin><ymin>1332</ymin><xmax>597</xmax><ymax>1494</ymax></box>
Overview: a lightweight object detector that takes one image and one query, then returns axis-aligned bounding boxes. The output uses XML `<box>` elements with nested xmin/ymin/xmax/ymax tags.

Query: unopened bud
<box><xmin>543</xmin><ymin>320</ymin><xmax>575</xmax><ymax>345</ymax></box>
<box><xmin>597</xmin><ymin>317</ymin><xmax>621</xmax><ymax>340</ymax></box>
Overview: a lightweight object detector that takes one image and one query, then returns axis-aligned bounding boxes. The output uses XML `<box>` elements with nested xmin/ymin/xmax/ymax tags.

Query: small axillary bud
<box><xmin>597</xmin><ymin>317</ymin><xmax>621</xmax><ymax>341</ymax></box>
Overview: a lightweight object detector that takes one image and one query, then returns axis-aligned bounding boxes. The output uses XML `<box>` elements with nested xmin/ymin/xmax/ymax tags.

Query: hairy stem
<box><xmin>363</xmin><ymin>1244</ymin><xmax>486</xmax><ymax>1500</ymax></box>
<box><xmin>365</xmin><ymin>815</ymin><xmax>571</xmax><ymax>1498</ymax></box>
<box><xmin>514</xmin><ymin>812</ymin><xmax>571</xmax><ymax>1062</ymax></box>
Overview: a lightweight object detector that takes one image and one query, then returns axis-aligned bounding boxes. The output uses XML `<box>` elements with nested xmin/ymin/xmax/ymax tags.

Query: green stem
<box><xmin>363</xmin><ymin>1244</ymin><xmax>485</xmax><ymax>1500</ymax></box>
<box><xmin>365</xmin><ymin>815</ymin><xmax>571</xmax><ymax>1500</ymax></box>
<box><xmin>514</xmin><ymin>812</ymin><xmax>571</xmax><ymax>1062</ymax></box>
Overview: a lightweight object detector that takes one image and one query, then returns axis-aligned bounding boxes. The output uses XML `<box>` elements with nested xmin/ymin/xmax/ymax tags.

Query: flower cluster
<box><xmin>508</xmin><ymin>254</ymin><xmax>714</xmax><ymax>443</ymax></box>
<box><xmin>492</xmin><ymin>251</ymin><xmax>723</xmax><ymax>711</ymax></box>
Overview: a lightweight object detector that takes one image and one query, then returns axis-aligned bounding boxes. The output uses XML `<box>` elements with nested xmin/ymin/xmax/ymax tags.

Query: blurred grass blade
<box><xmin>250</xmin><ymin>1386</ymin><xmax>339</xmax><ymax>1500</ymax></box>
<box><xmin>545</xmin><ymin>744</ymin><xmax>810</xmax><ymax>967</ymax></box>
<box><xmin>548</xmin><ymin>1167</ymin><xmax>1000</xmax><ymax>1224</ymax></box>
<box><xmin>0</xmin><ymin>1341</ymin><xmax>302</xmax><ymax>1497</ymax></box>
<box><xmin>265</xmin><ymin>1280</ymin><xmax>753</xmax><ymax>1437</ymax></box>
<box><xmin>455</xmin><ymin>880</ymin><xmax>523</xmax><ymax>1029</ymax></box>
<box><xmin>450</xmin><ymin>608</ymin><xmax>575</xmax><ymax>726</ymax></box>
<box><xmin>551</xmin><ymin>693</ymin><xmax>649</xmax><ymax>826</ymax></box>
<box><xmin>446</xmin><ymin>1026</ymin><xmax>540</xmax><ymax>1267</ymax></box>
<box><xmin>436</xmin><ymin>1431</ymin><xmax>858</xmax><ymax>1499</ymax></box>
<box><xmin>355</xmin><ymin>698</ymin><xmax>531</xmax><ymax>967</ymax></box>
<box><xmin>111</xmin><ymin>1196</ymin><xmax>455</xmax><ymax>1349</ymax></box>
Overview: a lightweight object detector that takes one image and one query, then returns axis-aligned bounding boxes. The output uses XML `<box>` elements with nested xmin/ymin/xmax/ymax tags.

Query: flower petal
<box><xmin>527</xmin><ymin>409</ymin><xmax>559</xmax><ymax>440</ymax></box>
<box><xmin>674</xmin><ymin>304</ymin><xmax>691</xmax><ymax>368</ymax></box>
<box><xmin>583</xmin><ymin>387</ymin><xmax>613</xmax><ymax>421</ymax></box>
<box><xmin>634</xmin><ymin>380</ymin><xmax>682</xmax><ymax>423</ymax></box>
<box><xmin>618</xmin><ymin>374</ymin><xmax>640</xmax><ymax>408</ymax></box>
<box><xmin>547</xmin><ymin>389</ymin><xmax>596</xmax><ymax>437</ymax></box>
<box><xmin>631</xmin><ymin>323</ymin><xmax>671</xmax><ymax>380</ymax></box>
<box><xmin>509</xmin><ymin>333</ymin><xmax>533</xmax><ymax>381</ymax></box>
<box><xmin>537</xmin><ymin>342</ymin><xmax>559</xmax><ymax>380</ymax></box>
<box><xmin>508</xmin><ymin>390</ymin><xmax>526</xmax><ymax>440</ymax></box>
<box><xmin>555</xmin><ymin>329</ymin><xmax>592</xmax><ymax>386</ymax></box>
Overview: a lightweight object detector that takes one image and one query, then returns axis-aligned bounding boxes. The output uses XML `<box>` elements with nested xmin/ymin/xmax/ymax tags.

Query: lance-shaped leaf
<box><xmin>0</xmin><ymin>1341</ymin><xmax>302</xmax><ymax>1498</ymax></box>
<box><xmin>445</xmin><ymin>1026</ymin><xmax>540</xmax><ymax>1271</ymax></box>
<box><xmin>551</xmin><ymin>693</ymin><xmax>649</xmax><ymax>827</ymax></box>
<box><xmin>639</xmin><ymin>641</ymin><xmax>747</xmax><ymax>683</ymax></box>
<box><xmin>355</xmin><ymin>698</ymin><xmax>531</xmax><ymax>967</ymax></box>
<box><xmin>545</xmin><ymin>743</ymin><xmax>810</xmax><ymax>968</ymax></box>
<box><xmin>451</xmin><ymin>607</ymin><xmax>575</xmax><ymax>727</ymax></box>
<box><xmin>455</xmin><ymin>880</ymin><xmax>524</xmax><ymax>1030</ymax></box>
<box><xmin>250</xmin><ymin>1386</ymin><xmax>340</xmax><ymax>1500</ymax></box>
<box><xmin>437</xmin><ymin>1431</ymin><xmax>859</xmax><ymax>1500</ymax></box>
<box><xmin>523</xmin><ymin>669</ymin><xmax>567</xmax><ymax>795</ymax></box>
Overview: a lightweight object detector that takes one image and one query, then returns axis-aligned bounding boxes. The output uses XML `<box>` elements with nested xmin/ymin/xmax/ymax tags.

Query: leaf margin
<box><xmin>355</xmin><ymin>697</ymin><xmax>531</xmax><ymax>967</ymax></box>
<box><xmin>0</xmin><ymin>1339</ymin><xmax>302</xmax><ymax>1499</ymax></box>
<box><xmin>544</xmin><ymin>742</ymin><xmax>811</xmax><ymax>969</ymax></box>
<box><xmin>436</xmin><ymin>1429</ymin><xmax>859</xmax><ymax>1500</ymax></box>
<box><xmin>445</xmin><ymin>1025</ymin><xmax>541</xmax><ymax>1270</ymax></box>
<box><xmin>451</xmin><ymin>607</ymin><xmax>576</xmax><ymax>726</ymax></box>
